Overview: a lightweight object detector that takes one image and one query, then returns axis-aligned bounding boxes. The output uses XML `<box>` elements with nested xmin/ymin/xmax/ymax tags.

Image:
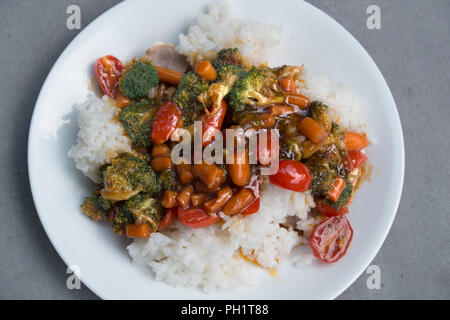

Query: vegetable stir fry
<box><xmin>82</xmin><ymin>47</ymin><xmax>369</xmax><ymax>263</ymax></box>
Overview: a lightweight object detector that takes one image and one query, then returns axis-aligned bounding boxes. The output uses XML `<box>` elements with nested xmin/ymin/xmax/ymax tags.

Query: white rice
<box><xmin>128</xmin><ymin>181</ymin><xmax>316</xmax><ymax>291</ymax></box>
<box><xmin>69</xmin><ymin>0</ymin><xmax>368</xmax><ymax>292</ymax></box>
<box><xmin>177</xmin><ymin>0</ymin><xmax>283</xmax><ymax>66</ymax></box>
<box><xmin>68</xmin><ymin>94</ymin><xmax>132</xmax><ymax>183</ymax></box>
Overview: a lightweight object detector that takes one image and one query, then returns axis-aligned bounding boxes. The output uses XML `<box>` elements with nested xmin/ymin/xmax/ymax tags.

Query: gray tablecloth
<box><xmin>0</xmin><ymin>0</ymin><xmax>449</xmax><ymax>299</ymax></box>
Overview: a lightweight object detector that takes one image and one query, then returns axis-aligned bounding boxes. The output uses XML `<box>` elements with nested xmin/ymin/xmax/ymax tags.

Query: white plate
<box><xmin>28</xmin><ymin>0</ymin><xmax>404</xmax><ymax>299</ymax></box>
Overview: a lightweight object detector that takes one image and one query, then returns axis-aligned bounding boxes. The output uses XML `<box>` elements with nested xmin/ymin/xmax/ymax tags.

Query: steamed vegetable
<box><xmin>119</xmin><ymin>58</ymin><xmax>159</xmax><ymax>100</ymax></box>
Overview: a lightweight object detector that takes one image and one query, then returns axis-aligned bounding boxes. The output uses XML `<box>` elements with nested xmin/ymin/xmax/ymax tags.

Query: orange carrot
<box><xmin>195</xmin><ymin>60</ymin><xmax>217</xmax><ymax>81</ymax></box>
<box><xmin>327</xmin><ymin>178</ymin><xmax>346</xmax><ymax>202</ymax></box>
<box><xmin>269</xmin><ymin>105</ymin><xmax>295</xmax><ymax>116</ymax></box>
<box><xmin>278</xmin><ymin>77</ymin><xmax>295</xmax><ymax>92</ymax></box>
<box><xmin>156</xmin><ymin>66</ymin><xmax>183</xmax><ymax>85</ymax></box>
<box><xmin>125</xmin><ymin>223</ymin><xmax>151</xmax><ymax>238</ymax></box>
<box><xmin>116</xmin><ymin>95</ymin><xmax>131</xmax><ymax>109</ymax></box>
<box><xmin>285</xmin><ymin>94</ymin><xmax>310</xmax><ymax>110</ymax></box>
<box><xmin>344</xmin><ymin>132</ymin><xmax>369</xmax><ymax>151</ymax></box>
<box><xmin>298</xmin><ymin>117</ymin><xmax>326</xmax><ymax>144</ymax></box>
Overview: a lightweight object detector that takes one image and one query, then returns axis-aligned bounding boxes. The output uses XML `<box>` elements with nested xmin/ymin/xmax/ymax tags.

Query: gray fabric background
<box><xmin>0</xmin><ymin>0</ymin><xmax>449</xmax><ymax>300</ymax></box>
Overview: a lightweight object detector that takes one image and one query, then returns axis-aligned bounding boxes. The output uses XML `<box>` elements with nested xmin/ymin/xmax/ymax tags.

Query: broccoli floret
<box><xmin>119</xmin><ymin>58</ymin><xmax>159</xmax><ymax>100</ymax></box>
<box><xmin>309</xmin><ymin>157</ymin><xmax>335</xmax><ymax>197</ymax></box>
<box><xmin>101</xmin><ymin>155</ymin><xmax>161</xmax><ymax>201</ymax></box>
<box><xmin>119</xmin><ymin>100</ymin><xmax>157</xmax><ymax>147</ymax></box>
<box><xmin>111</xmin><ymin>202</ymin><xmax>135</xmax><ymax>234</ymax></box>
<box><xmin>117</xmin><ymin>193</ymin><xmax>163</xmax><ymax>232</ymax></box>
<box><xmin>228</xmin><ymin>67</ymin><xmax>285</xmax><ymax>112</ymax></box>
<box><xmin>173</xmin><ymin>71</ymin><xmax>209</xmax><ymax>125</ymax></box>
<box><xmin>81</xmin><ymin>195</ymin><xmax>106</xmax><ymax>221</ymax></box>
<box><xmin>212</xmin><ymin>48</ymin><xmax>247</xmax><ymax>69</ymax></box>
<box><xmin>330</xmin><ymin>122</ymin><xmax>346</xmax><ymax>152</ymax></box>
<box><xmin>158</xmin><ymin>169</ymin><xmax>178</xmax><ymax>191</ymax></box>
<box><xmin>198</xmin><ymin>64</ymin><xmax>248</xmax><ymax>108</ymax></box>
<box><xmin>326</xmin><ymin>177</ymin><xmax>353</xmax><ymax>210</ymax></box>
<box><xmin>309</xmin><ymin>101</ymin><xmax>332</xmax><ymax>133</ymax></box>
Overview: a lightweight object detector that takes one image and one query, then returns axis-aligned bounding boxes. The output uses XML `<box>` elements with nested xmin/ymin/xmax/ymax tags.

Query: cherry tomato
<box><xmin>314</xmin><ymin>198</ymin><xmax>349</xmax><ymax>217</ymax></box>
<box><xmin>309</xmin><ymin>216</ymin><xmax>353</xmax><ymax>263</ymax></box>
<box><xmin>269</xmin><ymin>160</ymin><xmax>311</xmax><ymax>192</ymax></box>
<box><xmin>151</xmin><ymin>101</ymin><xmax>183</xmax><ymax>144</ymax></box>
<box><xmin>158</xmin><ymin>207</ymin><xmax>177</xmax><ymax>230</ymax></box>
<box><xmin>177</xmin><ymin>207</ymin><xmax>221</xmax><ymax>228</ymax></box>
<box><xmin>94</xmin><ymin>55</ymin><xmax>124</xmax><ymax>98</ymax></box>
<box><xmin>241</xmin><ymin>197</ymin><xmax>260</xmax><ymax>215</ymax></box>
<box><xmin>202</xmin><ymin>100</ymin><xmax>227</xmax><ymax>147</ymax></box>
<box><xmin>343</xmin><ymin>151</ymin><xmax>368</xmax><ymax>170</ymax></box>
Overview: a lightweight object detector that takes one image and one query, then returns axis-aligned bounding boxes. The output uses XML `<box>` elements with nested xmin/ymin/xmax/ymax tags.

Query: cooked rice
<box><xmin>68</xmin><ymin>94</ymin><xmax>132</xmax><ymax>183</ymax></box>
<box><xmin>177</xmin><ymin>0</ymin><xmax>283</xmax><ymax>66</ymax></box>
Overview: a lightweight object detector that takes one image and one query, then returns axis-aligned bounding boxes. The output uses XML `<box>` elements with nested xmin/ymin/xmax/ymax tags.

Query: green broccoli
<box><xmin>119</xmin><ymin>58</ymin><xmax>159</xmax><ymax>100</ymax></box>
<box><xmin>309</xmin><ymin>101</ymin><xmax>332</xmax><ymax>133</ymax></box>
<box><xmin>111</xmin><ymin>202</ymin><xmax>135</xmax><ymax>234</ymax></box>
<box><xmin>119</xmin><ymin>100</ymin><xmax>157</xmax><ymax>147</ymax></box>
<box><xmin>280</xmin><ymin>138</ymin><xmax>304</xmax><ymax>162</ymax></box>
<box><xmin>101</xmin><ymin>155</ymin><xmax>161</xmax><ymax>201</ymax></box>
<box><xmin>117</xmin><ymin>193</ymin><xmax>163</xmax><ymax>232</ymax></box>
<box><xmin>197</xmin><ymin>64</ymin><xmax>248</xmax><ymax>108</ymax></box>
<box><xmin>81</xmin><ymin>195</ymin><xmax>106</xmax><ymax>221</ymax></box>
<box><xmin>158</xmin><ymin>169</ymin><xmax>178</xmax><ymax>191</ymax></box>
<box><xmin>228</xmin><ymin>67</ymin><xmax>285</xmax><ymax>112</ymax></box>
<box><xmin>309</xmin><ymin>157</ymin><xmax>335</xmax><ymax>197</ymax></box>
<box><xmin>211</xmin><ymin>48</ymin><xmax>247</xmax><ymax>69</ymax></box>
<box><xmin>173</xmin><ymin>71</ymin><xmax>209</xmax><ymax>125</ymax></box>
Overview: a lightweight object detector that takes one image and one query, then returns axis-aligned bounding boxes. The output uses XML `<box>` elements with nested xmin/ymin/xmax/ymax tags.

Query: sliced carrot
<box><xmin>285</xmin><ymin>94</ymin><xmax>310</xmax><ymax>110</ymax></box>
<box><xmin>268</xmin><ymin>105</ymin><xmax>295</xmax><ymax>116</ymax></box>
<box><xmin>116</xmin><ymin>95</ymin><xmax>131</xmax><ymax>109</ymax></box>
<box><xmin>298</xmin><ymin>117</ymin><xmax>326</xmax><ymax>144</ymax></box>
<box><xmin>343</xmin><ymin>132</ymin><xmax>369</xmax><ymax>151</ymax></box>
<box><xmin>125</xmin><ymin>223</ymin><xmax>151</xmax><ymax>238</ymax></box>
<box><xmin>327</xmin><ymin>178</ymin><xmax>346</xmax><ymax>202</ymax></box>
<box><xmin>278</xmin><ymin>77</ymin><xmax>295</xmax><ymax>92</ymax></box>
<box><xmin>195</xmin><ymin>60</ymin><xmax>217</xmax><ymax>81</ymax></box>
<box><xmin>156</xmin><ymin>66</ymin><xmax>183</xmax><ymax>85</ymax></box>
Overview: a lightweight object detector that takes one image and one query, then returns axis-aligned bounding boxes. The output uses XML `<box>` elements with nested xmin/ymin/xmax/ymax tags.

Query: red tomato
<box><xmin>269</xmin><ymin>160</ymin><xmax>311</xmax><ymax>192</ymax></box>
<box><xmin>202</xmin><ymin>100</ymin><xmax>227</xmax><ymax>147</ymax></box>
<box><xmin>151</xmin><ymin>101</ymin><xmax>183</xmax><ymax>144</ymax></box>
<box><xmin>315</xmin><ymin>199</ymin><xmax>349</xmax><ymax>217</ymax></box>
<box><xmin>94</xmin><ymin>55</ymin><xmax>124</xmax><ymax>98</ymax></box>
<box><xmin>309</xmin><ymin>216</ymin><xmax>353</xmax><ymax>263</ymax></box>
<box><xmin>344</xmin><ymin>151</ymin><xmax>368</xmax><ymax>170</ymax></box>
<box><xmin>241</xmin><ymin>197</ymin><xmax>260</xmax><ymax>215</ymax></box>
<box><xmin>158</xmin><ymin>208</ymin><xmax>177</xmax><ymax>230</ymax></box>
<box><xmin>177</xmin><ymin>207</ymin><xmax>221</xmax><ymax>228</ymax></box>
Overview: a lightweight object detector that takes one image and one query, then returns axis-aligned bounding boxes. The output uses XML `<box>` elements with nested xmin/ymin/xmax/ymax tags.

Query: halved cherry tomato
<box><xmin>94</xmin><ymin>55</ymin><xmax>124</xmax><ymax>98</ymax></box>
<box><xmin>158</xmin><ymin>207</ymin><xmax>177</xmax><ymax>230</ymax></box>
<box><xmin>309</xmin><ymin>216</ymin><xmax>353</xmax><ymax>263</ymax></box>
<box><xmin>177</xmin><ymin>207</ymin><xmax>221</xmax><ymax>228</ymax></box>
<box><xmin>241</xmin><ymin>197</ymin><xmax>260</xmax><ymax>215</ymax></box>
<box><xmin>202</xmin><ymin>100</ymin><xmax>227</xmax><ymax>147</ymax></box>
<box><xmin>314</xmin><ymin>198</ymin><xmax>349</xmax><ymax>217</ymax></box>
<box><xmin>269</xmin><ymin>160</ymin><xmax>311</xmax><ymax>192</ymax></box>
<box><xmin>343</xmin><ymin>151</ymin><xmax>368</xmax><ymax>170</ymax></box>
<box><xmin>151</xmin><ymin>101</ymin><xmax>183</xmax><ymax>144</ymax></box>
